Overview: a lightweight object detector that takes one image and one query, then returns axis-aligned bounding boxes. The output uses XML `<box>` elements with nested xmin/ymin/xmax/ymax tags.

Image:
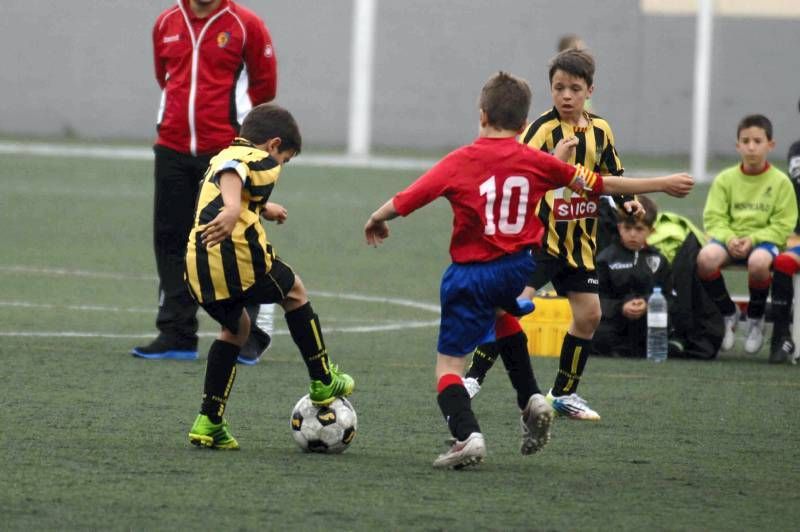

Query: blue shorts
<box><xmin>710</xmin><ymin>239</ymin><xmax>779</xmax><ymax>263</ymax></box>
<box><xmin>437</xmin><ymin>250</ymin><xmax>536</xmax><ymax>356</ymax></box>
<box><xmin>787</xmin><ymin>245</ymin><xmax>800</xmax><ymax>256</ymax></box>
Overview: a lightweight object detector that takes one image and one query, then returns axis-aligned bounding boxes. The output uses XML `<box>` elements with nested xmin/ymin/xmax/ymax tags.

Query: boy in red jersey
<box><xmin>769</xmin><ymin>101</ymin><xmax>800</xmax><ymax>364</ymax></box>
<box><xmin>364</xmin><ymin>72</ymin><xmax>693</xmax><ymax>469</ymax></box>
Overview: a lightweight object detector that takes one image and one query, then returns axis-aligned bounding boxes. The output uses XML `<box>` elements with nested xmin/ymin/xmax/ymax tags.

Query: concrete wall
<box><xmin>0</xmin><ymin>0</ymin><xmax>797</xmax><ymax>157</ymax></box>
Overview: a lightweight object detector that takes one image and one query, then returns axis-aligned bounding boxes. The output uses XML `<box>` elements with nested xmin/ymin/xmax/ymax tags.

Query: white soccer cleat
<box><xmin>463</xmin><ymin>377</ymin><xmax>481</xmax><ymax>399</ymax></box>
<box><xmin>744</xmin><ymin>317</ymin><xmax>766</xmax><ymax>354</ymax></box>
<box><xmin>520</xmin><ymin>393</ymin><xmax>554</xmax><ymax>455</ymax></box>
<box><xmin>432</xmin><ymin>432</ymin><xmax>486</xmax><ymax>470</ymax></box>
<box><xmin>720</xmin><ymin>307</ymin><xmax>741</xmax><ymax>352</ymax></box>
<box><xmin>546</xmin><ymin>389</ymin><xmax>601</xmax><ymax>421</ymax></box>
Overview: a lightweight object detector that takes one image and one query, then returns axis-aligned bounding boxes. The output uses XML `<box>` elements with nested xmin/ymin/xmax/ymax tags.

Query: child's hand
<box><xmin>739</xmin><ymin>237</ymin><xmax>753</xmax><ymax>256</ymax></box>
<box><xmin>622</xmin><ymin>199</ymin><xmax>644</xmax><ymax>218</ymax></box>
<box><xmin>261</xmin><ymin>202</ymin><xmax>288</xmax><ymax>224</ymax></box>
<box><xmin>727</xmin><ymin>239</ymin><xmax>740</xmax><ymax>258</ymax></box>
<box><xmin>553</xmin><ymin>137</ymin><xmax>579</xmax><ymax>162</ymax></box>
<box><xmin>365</xmin><ymin>217</ymin><xmax>390</xmax><ymax>247</ymax></box>
<box><xmin>727</xmin><ymin>238</ymin><xmax>741</xmax><ymax>258</ymax></box>
<box><xmin>201</xmin><ymin>208</ymin><xmax>239</xmax><ymax>248</ymax></box>
<box><xmin>729</xmin><ymin>237</ymin><xmax>753</xmax><ymax>258</ymax></box>
<box><xmin>622</xmin><ymin>298</ymin><xmax>647</xmax><ymax>320</ymax></box>
<box><xmin>661</xmin><ymin>173</ymin><xmax>694</xmax><ymax>197</ymax></box>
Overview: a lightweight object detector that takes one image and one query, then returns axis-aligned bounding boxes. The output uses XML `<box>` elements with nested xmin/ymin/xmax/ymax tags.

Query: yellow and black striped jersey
<box><xmin>520</xmin><ymin>106</ymin><xmax>624</xmax><ymax>270</ymax></box>
<box><xmin>185</xmin><ymin>138</ymin><xmax>281</xmax><ymax>303</ymax></box>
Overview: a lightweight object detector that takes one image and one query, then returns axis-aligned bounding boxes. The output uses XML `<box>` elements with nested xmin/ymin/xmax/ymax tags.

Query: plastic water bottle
<box><xmin>647</xmin><ymin>286</ymin><xmax>668</xmax><ymax>363</ymax></box>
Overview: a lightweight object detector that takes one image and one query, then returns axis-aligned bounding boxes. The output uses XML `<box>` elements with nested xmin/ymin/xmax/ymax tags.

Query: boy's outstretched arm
<box><xmin>602</xmin><ymin>173</ymin><xmax>694</xmax><ymax>197</ymax></box>
<box><xmin>365</xmin><ymin>199</ymin><xmax>399</xmax><ymax>247</ymax></box>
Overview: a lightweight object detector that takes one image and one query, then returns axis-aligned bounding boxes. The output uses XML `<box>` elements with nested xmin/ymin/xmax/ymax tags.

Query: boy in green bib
<box><xmin>696</xmin><ymin>114</ymin><xmax>797</xmax><ymax>355</ymax></box>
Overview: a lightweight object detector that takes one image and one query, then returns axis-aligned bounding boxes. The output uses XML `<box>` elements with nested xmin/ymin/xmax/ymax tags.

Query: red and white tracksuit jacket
<box><xmin>153</xmin><ymin>0</ymin><xmax>277</xmax><ymax>155</ymax></box>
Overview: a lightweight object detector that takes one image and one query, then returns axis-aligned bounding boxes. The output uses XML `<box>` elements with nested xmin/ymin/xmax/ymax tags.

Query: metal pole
<box><xmin>347</xmin><ymin>0</ymin><xmax>376</xmax><ymax>158</ymax></box>
<box><xmin>690</xmin><ymin>0</ymin><xmax>714</xmax><ymax>182</ymax></box>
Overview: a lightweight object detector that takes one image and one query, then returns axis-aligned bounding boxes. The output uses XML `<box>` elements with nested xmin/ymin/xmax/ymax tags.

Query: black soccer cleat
<box><xmin>237</xmin><ymin>326</ymin><xmax>272</xmax><ymax>365</ymax></box>
<box><xmin>131</xmin><ymin>335</ymin><xmax>198</xmax><ymax>361</ymax></box>
<box><xmin>769</xmin><ymin>335</ymin><xmax>795</xmax><ymax>364</ymax></box>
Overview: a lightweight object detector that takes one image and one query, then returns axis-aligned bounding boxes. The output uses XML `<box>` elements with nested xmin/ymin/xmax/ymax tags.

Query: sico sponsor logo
<box><xmin>553</xmin><ymin>197</ymin><xmax>598</xmax><ymax>220</ymax></box>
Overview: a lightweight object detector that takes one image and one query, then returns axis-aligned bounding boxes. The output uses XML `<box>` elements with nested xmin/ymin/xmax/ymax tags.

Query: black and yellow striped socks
<box><xmin>285</xmin><ymin>302</ymin><xmax>332</xmax><ymax>384</ymax></box>
<box><xmin>552</xmin><ymin>333</ymin><xmax>591</xmax><ymax>397</ymax></box>
<box><xmin>200</xmin><ymin>339</ymin><xmax>239</xmax><ymax>422</ymax></box>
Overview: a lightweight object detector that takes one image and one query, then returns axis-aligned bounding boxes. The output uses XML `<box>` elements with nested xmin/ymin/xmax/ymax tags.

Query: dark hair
<box><xmin>557</xmin><ymin>34</ymin><xmax>583</xmax><ymax>52</ymax></box>
<box><xmin>240</xmin><ymin>103</ymin><xmax>302</xmax><ymax>155</ymax></box>
<box><xmin>737</xmin><ymin>114</ymin><xmax>773</xmax><ymax>141</ymax></box>
<box><xmin>479</xmin><ymin>71</ymin><xmax>531</xmax><ymax>131</ymax></box>
<box><xmin>549</xmin><ymin>48</ymin><xmax>595</xmax><ymax>87</ymax></box>
<box><xmin>621</xmin><ymin>195</ymin><xmax>658</xmax><ymax>228</ymax></box>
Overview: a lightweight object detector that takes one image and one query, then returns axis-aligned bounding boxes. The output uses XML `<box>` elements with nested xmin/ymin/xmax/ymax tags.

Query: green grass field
<box><xmin>1</xmin><ymin>150</ymin><xmax>798</xmax><ymax>530</ymax></box>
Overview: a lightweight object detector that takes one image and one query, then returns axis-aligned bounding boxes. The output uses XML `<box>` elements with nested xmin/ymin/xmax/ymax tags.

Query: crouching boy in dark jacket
<box><xmin>594</xmin><ymin>196</ymin><xmax>676</xmax><ymax>357</ymax></box>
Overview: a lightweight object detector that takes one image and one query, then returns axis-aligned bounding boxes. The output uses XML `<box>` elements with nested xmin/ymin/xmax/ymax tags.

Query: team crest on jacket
<box><xmin>217</xmin><ymin>31</ymin><xmax>231</xmax><ymax>48</ymax></box>
<box><xmin>646</xmin><ymin>255</ymin><xmax>661</xmax><ymax>273</ymax></box>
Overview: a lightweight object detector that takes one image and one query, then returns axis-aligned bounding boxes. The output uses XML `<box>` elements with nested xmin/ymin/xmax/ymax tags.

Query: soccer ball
<box><xmin>290</xmin><ymin>394</ymin><xmax>357</xmax><ymax>453</ymax></box>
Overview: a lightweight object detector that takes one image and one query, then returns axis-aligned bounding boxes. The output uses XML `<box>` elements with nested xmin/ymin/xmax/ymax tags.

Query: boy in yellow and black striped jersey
<box><xmin>465</xmin><ymin>48</ymin><xmax>687</xmax><ymax>420</ymax></box>
<box><xmin>185</xmin><ymin>103</ymin><xmax>354</xmax><ymax>450</ymax></box>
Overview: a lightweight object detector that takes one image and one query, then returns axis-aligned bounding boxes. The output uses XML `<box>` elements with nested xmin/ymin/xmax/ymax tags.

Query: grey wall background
<box><xmin>0</xmin><ymin>0</ymin><xmax>797</xmax><ymax>156</ymax></box>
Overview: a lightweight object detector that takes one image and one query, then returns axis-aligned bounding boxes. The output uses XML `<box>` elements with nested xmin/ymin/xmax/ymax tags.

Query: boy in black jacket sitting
<box><xmin>594</xmin><ymin>196</ymin><xmax>676</xmax><ymax>357</ymax></box>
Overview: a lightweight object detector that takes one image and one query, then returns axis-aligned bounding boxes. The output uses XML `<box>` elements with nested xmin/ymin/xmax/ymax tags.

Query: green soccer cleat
<box><xmin>308</xmin><ymin>365</ymin><xmax>355</xmax><ymax>406</ymax></box>
<box><xmin>188</xmin><ymin>414</ymin><xmax>240</xmax><ymax>450</ymax></box>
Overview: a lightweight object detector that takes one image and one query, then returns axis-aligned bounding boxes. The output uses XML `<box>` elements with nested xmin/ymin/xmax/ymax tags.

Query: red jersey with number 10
<box><xmin>392</xmin><ymin>137</ymin><xmax>604</xmax><ymax>263</ymax></box>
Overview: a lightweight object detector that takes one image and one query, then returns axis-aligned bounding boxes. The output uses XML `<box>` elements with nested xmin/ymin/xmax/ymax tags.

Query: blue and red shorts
<box><xmin>710</xmin><ymin>239</ymin><xmax>779</xmax><ymax>263</ymax></box>
<box><xmin>437</xmin><ymin>250</ymin><xmax>536</xmax><ymax>356</ymax></box>
<box><xmin>786</xmin><ymin>245</ymin><xmax>800</xmax><ymax>256</ymax></box>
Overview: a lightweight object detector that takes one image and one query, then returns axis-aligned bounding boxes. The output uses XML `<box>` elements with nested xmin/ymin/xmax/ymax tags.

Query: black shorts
<box><xmin>200</xmin><ymin>258</ymin><xmax>296</xmax><ymax>333</ymax></box>
<box><xmin>527</xmin><ymin>252</ymin><xmax>599</xmax><ymax>295</ymax></box>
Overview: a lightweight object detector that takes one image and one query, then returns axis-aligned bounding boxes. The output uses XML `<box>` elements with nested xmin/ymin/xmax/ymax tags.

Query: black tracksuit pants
<box><xmin>593</xmin><ymin>316</ymin><xmax>647</xmax><ymax>358</ymax></box>
<box><xmin>152</xmin><ymin>144</ymin><xmax>210</xmax><ymax>345</ymax></box>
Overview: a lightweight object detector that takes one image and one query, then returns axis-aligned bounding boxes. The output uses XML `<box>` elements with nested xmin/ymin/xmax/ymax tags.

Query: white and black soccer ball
<box><xmin>290</xmin><ymin>394</ymin><xmax>357</xmax><ymax>454</ymax></box>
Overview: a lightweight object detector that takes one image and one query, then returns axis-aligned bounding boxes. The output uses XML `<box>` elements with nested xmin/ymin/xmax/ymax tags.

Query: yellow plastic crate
<box><xmin>520</xmin><ymin>295</ymin><xmax>572</xmax><ymax>357</ymax></box>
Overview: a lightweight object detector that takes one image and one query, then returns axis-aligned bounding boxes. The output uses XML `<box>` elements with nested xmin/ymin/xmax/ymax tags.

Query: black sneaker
<box><xmin>131</xmin><ymin>336</ymin><xmax>198</xmax><ymax>361</ymax></box>
<box><xmin>237</xmin><ymin>326</ymin><xmax>271</xmax><ymax>366</ymax></box>
<box><xmin>769</xmin><ymin>335</ymin><xmax>794</xmax><ymax>364</ymax></box>
<box><xmin>668</xmin><ymin>338</ymin><xmax>685</xmax><ymax>358</ymax></box>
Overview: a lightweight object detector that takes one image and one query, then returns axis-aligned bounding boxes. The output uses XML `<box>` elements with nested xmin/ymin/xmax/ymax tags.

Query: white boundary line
<box><xmin>0</xmin><ymin>300</ymin><xmax>430</xmax><ymax>324</ymax></box>
<box><xmin>0</xmin><ymin>264</ymin><xmax>440</xmax><ymax>338</ymax></box>
<box><xmin>0</xmin><ymin>140</ymin><xmax>671</xmax><ymax>175</ymax></box>
<box><xmin>0</xmin><ymin>264</ymin><xmax>440</xmax><ymax>313</ymax></box>
<box><xmin>0</xmin><ymin>320</ymin><xmax>439</xmax><ymax>339</ymax></box>
<box><xmin>0</xmin><ymin>264</ymin><xmax>157</xmax><ymax>281</ymax></box>
<box><xmin>0</xmin><ymin>141</ymin><xmax>436</xmax><ymax>171</ymax></box>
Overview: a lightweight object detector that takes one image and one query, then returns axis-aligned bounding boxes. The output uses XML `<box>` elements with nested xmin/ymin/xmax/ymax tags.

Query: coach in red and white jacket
<box><xmin>133</xmin><ymin>0</ymin><xmax>277</xmax><ymax>361</ymax></box>
<box><xmin>154</xmin><ymin>0</ymin><xmax>276</xmax><ymax>155</ymax></box>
